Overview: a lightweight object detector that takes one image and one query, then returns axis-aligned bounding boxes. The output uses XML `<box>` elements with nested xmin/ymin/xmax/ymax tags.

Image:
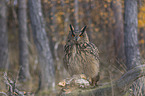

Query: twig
<box><xmin>0</xmin><ymin>92</ymin><xmax>8</xmax><ymax>96</ymax></box>
<box><xmin>3</xmin><ymin>72</ymin><xmax>25</xmax><ymax>96</ymax></box>
<box><xmin>3</xmin><ymin>72</ymin><xmax>13</xmax><ymax>95</ymax></box>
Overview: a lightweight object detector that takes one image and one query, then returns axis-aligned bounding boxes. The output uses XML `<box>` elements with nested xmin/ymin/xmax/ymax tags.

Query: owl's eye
<box><xmin>72</xmin><ymin>34</ymin><xmax>75</xmax><ymax>37</ymax></box>
<box><xmin>79</xmin><ymin>35</ymin><xmax>83</xmax><ymax>37</ymax></box>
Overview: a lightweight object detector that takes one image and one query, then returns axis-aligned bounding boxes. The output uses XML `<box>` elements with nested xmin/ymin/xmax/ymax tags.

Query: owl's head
<box><xmin>67</xmin><ymin>24</ymin><xmax>89</xmax><ymax>44</ymax></box>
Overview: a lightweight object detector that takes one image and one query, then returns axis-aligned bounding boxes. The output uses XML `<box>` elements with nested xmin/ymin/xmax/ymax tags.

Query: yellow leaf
<box><xmin>138</xmin><ymin>20</ymin><xmax>144</xmax><ymax>27</ymax></box>
<box><xmin>59</xmin><ymin>12</ymin><xmax>64</xmax><ymax>15</ymax></box>
<box><xmin>104</xmin><ymin>4</ymin><xmax>108</xmax><ymax>8</ymax></box>
<box><xmin>107</xmin><ymin>0</ymin><xmax>111</xmax><ymax>3</ymax></box>
<box><xmin>95</xmin><ymin>28</ymin><xmax>99</xmax><ymax>32</ymax></box>
<box><xmin>65</xmin><ymin>0</ymin><xmax>69</xmax><ymax>3</ymax></box>
<box><xmin>140</xmin><ymin>6</ymin><xmax>145</xmax><ymax>12</ymax></box>
<box><xmin>57</xmin><ymin>16</ymin><xmax>62</xmax><ymax>23</ymax></box>
<box><xmin>139</xmin><ymin>39</ymin><xmax>145</xmax><ymax>44</ymax></box>
<box><xmin>59</xmin><ymin>31</ymin><xmax>65</xmax><ymax>35</ymax></box>
<box><xmin>43</xmin><ymin>0</ymin><xmax>48</xmax><ymax>3</ymax></box>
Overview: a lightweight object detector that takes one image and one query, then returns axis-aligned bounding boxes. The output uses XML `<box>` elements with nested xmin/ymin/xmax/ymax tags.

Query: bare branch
<box><xmin>3</xmin><ymin>72</ymin><xmax>25</xmax><ymax>96</ymax></box>
<box><xmin>0</xmin><ymin>92</ymin><xmax>8</xmax><ymax>96</ymax></box>
<box><xmin>3</xmin><ymin>72</ymin><xmax>13</xmax><ymax>95</ymax></box>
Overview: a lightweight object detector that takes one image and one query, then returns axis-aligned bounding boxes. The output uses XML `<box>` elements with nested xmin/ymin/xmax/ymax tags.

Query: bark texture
<box><xmin>60</xmin><ymin>65</ymin><xmax>145</xmax><ymax>96</ymax></box>
<box><xmin>28</xmin><ymin>0</ymin><xmax>55</xmax><ymax>90</ymax></box>
<box><xmin>74</xmin><ymin>0</ymin><xmax>79</xmax><ymax>29</ymax></box>
<box><xmin>111</xmin><ymin>0</ymin><xmax>125</xmax><ymax>61</ymax></box>
<box><xmin>49</xmin><ymin>0</ymin><xmax>57</xmax><ymax>59</ymax></box>
<box><xmin>0</xmin><ymin>0</ymin><xmax>9</xmax><ymax>70</ymax></box>
<box><xmin>124</xmin><ymin>0</ymin><xmax>140</xmax><ymax>70</ymax></box>
<box><xmin>124</xmin><ymin>0</ymin><xmax>144</xmax><ymax>95</ymax></box>
<box><xmin>18</xmin><ymin>0</ymin><xmax>31</xmax><ymax>82</ymax></box>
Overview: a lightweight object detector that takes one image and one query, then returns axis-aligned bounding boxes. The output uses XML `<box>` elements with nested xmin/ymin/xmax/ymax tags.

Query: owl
<box><xmin>63</xmin><ymin>24</ymin><xmax>100</xmax><ymax>86</ymax></box>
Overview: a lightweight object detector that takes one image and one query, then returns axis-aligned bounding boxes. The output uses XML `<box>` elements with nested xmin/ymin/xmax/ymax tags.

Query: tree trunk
<box><xmin>111</xmin><ymin>0</ymin><xmax>125</xmax><ymax>62</ymax></box>
<box><xmin>49</xmin><ymin>0</ymin><xmax>57</xmax><ymax>59</ymax></box>
<box><xmin>85</xmin><ymin>0</ymin><xmax>93</xmax><ymax>41</ymax></box>
<box><xmin>28</xmin><ymin>0</ymin><xmax>55</xmax><ymax>90</ymax></box>
<box><xmin>74</xmin><ymin>0</ymin><xmax>79</xmax><ymax>29</ymax></box>
<box><xmin>124</xmin><ymin>0</ymin><xmax>144</xmax><ymax>95</ymax></box>
<box><xmin>18</xmin><ymin>0</ymin><xmax>31</xmax><ymax>82</ymax></box>
<box><xmin>124</xmin><ymin>0</ymin><xmax>140</xmax><ymax>71</ymax></box>
<box><xmin>0</xmin><ymin>0</ymin><xmax>9</xmax><ymax>70</ymax></box>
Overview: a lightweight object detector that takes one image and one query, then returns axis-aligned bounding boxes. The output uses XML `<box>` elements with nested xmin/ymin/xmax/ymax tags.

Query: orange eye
<box><xmin>72</xmin><ymin>35</ymin><xmax>75</xmax><ymax>37</ymax></box>
<box><xmin>79</xmin><ymin>35</ymin><xmax>83</xmax><ymax>37</ymax></box>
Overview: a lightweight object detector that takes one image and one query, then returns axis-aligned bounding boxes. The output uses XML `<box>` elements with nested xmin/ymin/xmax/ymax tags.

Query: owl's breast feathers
<box><xmin>63</xmin><ymin>42</ymin><xmax>99</xmax><ymax>77</ymax></box>
<box><xmin>64</xmin><ymin>42</ymin><xmax>99</xmax><ymax>60</ymax></box>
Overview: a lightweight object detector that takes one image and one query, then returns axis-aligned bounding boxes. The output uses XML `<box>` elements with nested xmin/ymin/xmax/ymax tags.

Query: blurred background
<box><xmin>0</xmin><ymin>0</ymin><xmax>145</xmax><ymax>95</ymax></box>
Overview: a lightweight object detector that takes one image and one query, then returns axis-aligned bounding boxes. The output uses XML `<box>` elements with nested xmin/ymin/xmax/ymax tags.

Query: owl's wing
<box><xmin>63</xmin><ymin>44</ymin><xmax>71</xmax><ymax>70</ymax></box>
<box><xmin>82</xmin><ymin>42</ymin><xmax>99</xmax><ymax>60</ymax></box>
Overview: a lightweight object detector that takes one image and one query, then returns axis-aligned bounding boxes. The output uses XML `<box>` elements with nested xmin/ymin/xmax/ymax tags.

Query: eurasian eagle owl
<box><xmin>63</xmin><ymin>25</ymin><xmax>100</xmax><ymax>85</ymax></box>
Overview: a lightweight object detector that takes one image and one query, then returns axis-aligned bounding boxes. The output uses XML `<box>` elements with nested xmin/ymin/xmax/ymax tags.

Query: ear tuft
<box><xmin>70</xmin><ymin>24</ymin><xmax>74</xmax><ymax>32</ymax></box>
<box><xmin>80</xmin><ymin>26</ymin><xmax>87</xmax><ymax>36</ymax></box>
<box><xmin>81</xmin><ymin>26</ymin><xmax>87</xmax><ymax>32</ymax></box>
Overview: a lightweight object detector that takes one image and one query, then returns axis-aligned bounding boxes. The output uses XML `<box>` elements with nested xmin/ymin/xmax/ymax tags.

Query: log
<box><xmin>60</xmin><ymin>65</ymin><xmax>145</xmax><ymax>96</ymax></box>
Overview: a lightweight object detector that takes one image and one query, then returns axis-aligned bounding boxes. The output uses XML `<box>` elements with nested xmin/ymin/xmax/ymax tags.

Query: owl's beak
<box><xmin>75</xmin><ymin>37</ymin><xmax>78</xmax><ymax>41</ymax></box>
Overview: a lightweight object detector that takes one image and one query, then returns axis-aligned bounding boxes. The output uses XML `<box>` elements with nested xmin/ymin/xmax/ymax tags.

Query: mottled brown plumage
<box><xmin>63</xmin><ymin>25</ymin><xmax>99</xmax><ymax>85</ymax></box>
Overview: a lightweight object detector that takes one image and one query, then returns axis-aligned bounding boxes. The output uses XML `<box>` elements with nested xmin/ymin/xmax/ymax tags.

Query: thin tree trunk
<box><xmin>61</xmin><ymin>0</ymin><xmax>70</xmax><ymax>38</ymax></box>
<box><xmin>49</xmin><ymin>0</ymin><xmax>57</xmax><ymax>59</ymax></box>
<box><xmin>0</xmin><ymin>0</ymin><xmax>9</xmax><ymax>70</ymax></box>
<box><xmin>124</xmin><ymin>0</ymin><xmax>144</xmax><ymax>95</ymax></box>
<box><xmin>28</xmin><ymin>0</ymin><xmax>55</xmax><ymax>90</ymax></box>
<box><xmin>50</xmin><ymin>0</ymin><xmax>57</xmax><ymax>32</ymax></box>
<box><xmin>84</xmin><ymin>0</ymin><xmax>93</xmax><ymax>41</ymax></box>
<box><xmin>74</xmin><ymin>0</ymin><xmax>79</xmax><ymax>29</ymax></box>
<box><xmin>124</xmin><ymin>0</ymin><xmax>140</xmax><ymax>70</ymax></box>
<box><xmin>18</xmin><ymin>0</ymin><xmax>31</xmax><ymax>82</ymax></box>
<box><xmin>111</xmin><ymin>0</ymin><xmax>125</xmax><ymax>62</ymax></box>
